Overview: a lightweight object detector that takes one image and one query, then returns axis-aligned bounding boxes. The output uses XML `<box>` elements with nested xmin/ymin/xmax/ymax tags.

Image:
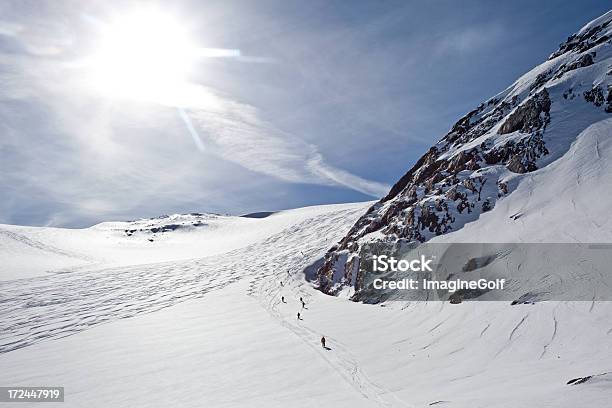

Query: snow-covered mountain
<box><xmin>316</xmin><ymin>11</ymin><xmax>612</xmax><ymax>297</ymax></box>
<box><xmin>2</xmin><ymin>11</ymin><xmax>612</xmax><ymax>408</ymax></box>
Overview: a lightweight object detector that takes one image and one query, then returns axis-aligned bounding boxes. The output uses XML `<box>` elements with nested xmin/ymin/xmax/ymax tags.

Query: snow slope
<box><xmin>0</xmin><ymin>203</ymin><xmax>365</xmax><ymax>281</ymax></box>
<box><xmin>0</xmin><ymin>203</ymin><xmax>370</xmax><ymax>353</ymax></box>
<box><xmin>1</xmin><ymin>199</ymin><xmax>611</xmax><ymax>407</ymax></box>
<box><xmin>435</xmin><ymin>117</ymin><xmax>612</xmax><ymax>243</ymax></box>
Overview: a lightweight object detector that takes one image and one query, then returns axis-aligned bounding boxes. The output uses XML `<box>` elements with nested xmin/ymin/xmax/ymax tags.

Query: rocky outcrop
<box><xmin>314</xmin><ymin>11</ymin><xmax>612</xmax><ymax>298</ymax></box>
<box><xmin>553</xmin><ymin>52</ymin><xmax>595</xmax><ymax>79</ymax></box>
<box><xmin>499</xmin><ymin>89</ymin><xmax>551</xmax><ymax>135</ymax></box>
<box><xmin>584</xmin><ymin>85</ymin><xmax>605</xmax><ymax>106</ymax></box>
<box><xmin>316</xmin><ymin>91</ymin><xmax>554</xmax><ymax>295</ymax></box>
<box><xmin>549</xmin><ymin>18</ymin><xmax>610</xmax><ymax>60</ymax></box>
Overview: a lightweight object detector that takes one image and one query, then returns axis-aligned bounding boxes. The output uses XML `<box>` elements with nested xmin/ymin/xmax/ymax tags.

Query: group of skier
<box><xmin>295</xmin><ymin>296</ymin><xmax>306</xmax><ymax>319</ymax></box>
<box><xmin>280</xmin><ymin>281</ymin><xmax>328</xmax><ymax>350</ymax></box>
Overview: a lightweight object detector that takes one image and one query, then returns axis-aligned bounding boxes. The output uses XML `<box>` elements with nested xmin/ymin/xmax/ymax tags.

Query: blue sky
<box><xmin>0</xmin><ymin>0</ymin><xmax>610</xmax><ymax>227</ymax></box>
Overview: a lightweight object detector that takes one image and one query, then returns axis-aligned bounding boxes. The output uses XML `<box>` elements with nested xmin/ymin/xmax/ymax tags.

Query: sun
<box><xmin>89</xmin><ymin>8</ymin><xmax>198</xmax><ymax>102</ymax></box>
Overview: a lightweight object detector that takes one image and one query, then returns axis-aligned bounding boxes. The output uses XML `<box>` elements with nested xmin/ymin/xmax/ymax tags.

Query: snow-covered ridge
<box><xmin>0</xmin><ymin>203</ymin><xmax>368</xmax><ymax>281</ymax></box>
<box><xmin>92</xmin><ymin>212</ymin><xmax>223</xmax><ymax>235</ymax></box>
<box><xmin>316</xmin><ymin>10</ymin><xmax>612</xmax><ymax>297</ymax></box>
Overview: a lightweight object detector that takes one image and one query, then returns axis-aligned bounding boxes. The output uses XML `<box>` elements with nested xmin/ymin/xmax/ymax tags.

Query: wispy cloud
<box><xmin>431</xmin><ymin>23</ymin><xmax>505</xmax><ymax>57</ymax></box>
<box><xmin>181</xmin><ymin>86</ymin><xmax>390</xmax><ymax>196</ymax></box>
<box><xmin>307</xmin><ymin>153</ymin><xmax>389</xmax><ymax>197</ymax></box>
<box><xmin>0</xmin><ymin>7</ymin><xmax>389</xmax><ymax>226</ymax></box>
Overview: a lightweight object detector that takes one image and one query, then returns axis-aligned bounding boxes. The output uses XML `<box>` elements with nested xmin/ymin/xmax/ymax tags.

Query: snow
<box><xmin>576</xmin><ymin>10</ymin><xmax>612</xmax><ymax>36</ymax></box>
<box><xmin>2</xmin><ymin>11</ymin><xmax>612</xmax><ymax>408</ymax></box>
<box><xmin>0</xmin><ymin>203</ymin><xmax>368</xmax><ymax>281</ymax></box>
<box><xmin>435</xmin><ymin>117</ymin><xmax>612</xmax><ymax>242</ymax></box>
<box><xmin>438</xmin><ymin>12</ymin><xmax>612</xmax><ymax>167</ymax></box>
<box><xmin>1</xmin><ymin>198</ymin><xmax>611</xmax><ymax>407</ymax></box>
<box><xmin>0</xmin><ymin>282</ymin><xmax>368</xmax><ymax>408</ymax></box>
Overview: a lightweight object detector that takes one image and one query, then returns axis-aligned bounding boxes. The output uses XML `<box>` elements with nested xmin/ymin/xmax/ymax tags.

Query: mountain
<box><xmin>3</xmin><ymin>11</ymin><xmax>612</xmax><ymax>408</ymax></box>
<box><xmin>316</xmin><ymin>10</ymin><xmax>612</xmax><ymax>297</ymax></box>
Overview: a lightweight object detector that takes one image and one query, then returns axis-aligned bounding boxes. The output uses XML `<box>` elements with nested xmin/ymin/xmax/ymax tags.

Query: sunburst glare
<box><xmin>88</xmin><ymin>8</ymin><xmax>199</xmax><ymax>101</ymax></box>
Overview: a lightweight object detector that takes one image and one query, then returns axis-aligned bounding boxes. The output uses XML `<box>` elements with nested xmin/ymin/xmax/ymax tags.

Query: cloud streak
<box><xmin>0</xmin><ymin>6</ymin><xmax>389</xmax><ymax>226</ymax></box>
<box><xmin>177</xmin><ymin>85</ymin><xmax>390</xmax><ymax>197</ymax></box>
<box><xmin>430</xmin><ymin>23</ymin><xmax>505</xmax><ymax>57</ymax></box>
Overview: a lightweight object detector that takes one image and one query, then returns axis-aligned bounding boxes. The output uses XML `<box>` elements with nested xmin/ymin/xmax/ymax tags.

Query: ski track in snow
<box><xmin>1</xmin><ymin>203</ymin><xmax>406</xmax><ymax>406</ymax></box>
<box><xmin>249</xmin><ymin>265</ymin><xmax>410</xmax><ymax>408</ymax></box>
<box><xmin>540</xmin><ymin>307</ymin><xmax>559</xmax><ymax>359</ymax></box>
<box><xmin>479</xmin><ymin>322</ymin><xmax>491</xmax><ymax>338</ymax></box>
<box><xmin>0</xmin><ymin>207</ymin><xmax>367</xmax><ymax>355</ymax></box>
<box><xmin>0</xmin><ymin>229</ymin><xmax>92</xmax><ymax>261</ymax></box>
<box><xmin>509</xmin><ymin>314</ymin><xmax>529</xmax><ymax>341</ymax></box>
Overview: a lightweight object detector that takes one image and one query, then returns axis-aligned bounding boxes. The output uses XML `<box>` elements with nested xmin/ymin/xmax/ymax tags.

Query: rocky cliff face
<box><xmin>315</xmin><ymin>11</ymin><xmax>612</xmax><ymax>297</ymax></box>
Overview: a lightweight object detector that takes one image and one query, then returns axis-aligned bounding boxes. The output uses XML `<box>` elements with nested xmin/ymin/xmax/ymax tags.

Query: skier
<box><xmin>297</xmin><ymin>312</ymin><xmax>301</xmax><ymax>320</ymax></box>
<box><xmin>280</xmin><ymin>281</ymin><xmax>284</xmax><ymax>287</ymax></box>
<box><xmin>281</xmin><ymin>296</ymin><xmax>285</xmax><ymax>303</ymax></box>
<box><xmin>321</xmin><ymin>336</ymin><xmax>326</xmax><ymax>348</ymax></box>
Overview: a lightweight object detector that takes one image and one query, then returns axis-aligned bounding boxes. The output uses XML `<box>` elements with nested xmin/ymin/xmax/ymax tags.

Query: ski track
<box><xmin>509</xmin><ymin>313</ymin><xmax>529</xmax><ymax>341</ymax></box>
<box><xmin>0</xmin><ymin>229</ymin><xmax>92</xmax><ymax>261</ymax></box>
<box><xmin>494</xmin><ymin>313</ymin><xmax>530</xmax><ymax>358</ymax></box>
<box><xmin>539</xmin><ymin>314</ymin><xmax>558</xmax><ymax>359</ymax></box>
<box><xmin>479</xmin><ymin>322</ymin><xmax>491</xmax><ymax>338</ymax></box>
<box><xmin>0</xmin><ymin>207</ymin><xmax>366</xmax><ymax>355</ymax></box>
<box><xmin>249</xmin><ymin>263</ymin><xmax>410</xmax><ymax>408</ymax></box>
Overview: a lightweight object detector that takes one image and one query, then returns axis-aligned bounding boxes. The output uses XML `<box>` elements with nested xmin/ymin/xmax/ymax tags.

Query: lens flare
<box><xmin>89</xmin><ymin>8</ymin><xmax>198</xmax><ymax>100</ymax></box>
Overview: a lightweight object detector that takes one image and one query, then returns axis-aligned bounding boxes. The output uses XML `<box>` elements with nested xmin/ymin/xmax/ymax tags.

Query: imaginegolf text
<box><xmin>372</xmin><ymin>278</ymin><xmax>506</xmax><ymax>293</ymax></box>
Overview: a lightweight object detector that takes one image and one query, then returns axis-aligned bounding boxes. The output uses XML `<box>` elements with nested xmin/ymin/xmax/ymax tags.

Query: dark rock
<box><xmin>531</xmin><ymin>71</ymin><xmax>551</xmax><ymax>91</ymax></box>
<box><xmin>507</xmin><ymin>155</ymin><xmax>528</xmax><ymax>173</ymax></box>
<box><xmin>499</xmin><ymin>89</ymin><xmax>551</xmax><ymax>135</ymax></box>
<box><xmin>382</xmin><ymin>147</ymin><xmax>438</xmax><ymax>202</ymax></box>
<box><xmin>549</xmin><ymin>19</ymin><xmax>610</xmax><ymax>59</ymax></box>
<box><xmin>584</xmin><ymin>85</ymin><xmax>605</xmax><ymax>106</ymax></box>
<box><xmin>554</xmin><ymin>53</ymin><xmax>595</xmax><ymax>80</ymax></box>
<box><xmin>482</xmin><ymin>199</ymin><xmax>492</xmax><ymax>212</ymax></box>
<box><xmin>498</xmin><ymin>181</ymin><xmax>508</xmax><ymax>197</ymax></box>
<box><xmin>567</xmin><ymin>376</ymin><xmax>592</xmax><ymax>385</ymax></box>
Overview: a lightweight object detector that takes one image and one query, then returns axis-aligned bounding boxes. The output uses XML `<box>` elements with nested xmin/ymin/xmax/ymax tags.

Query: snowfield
<box><xmin>1</xmin><ymin>200</ymin><xmax>611</xmax><ymax>407</ymax></box>
<box><xmin>0</xmin><ymin>204</ymin><xmax>368</xmax><ymax>282</ymax></box>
